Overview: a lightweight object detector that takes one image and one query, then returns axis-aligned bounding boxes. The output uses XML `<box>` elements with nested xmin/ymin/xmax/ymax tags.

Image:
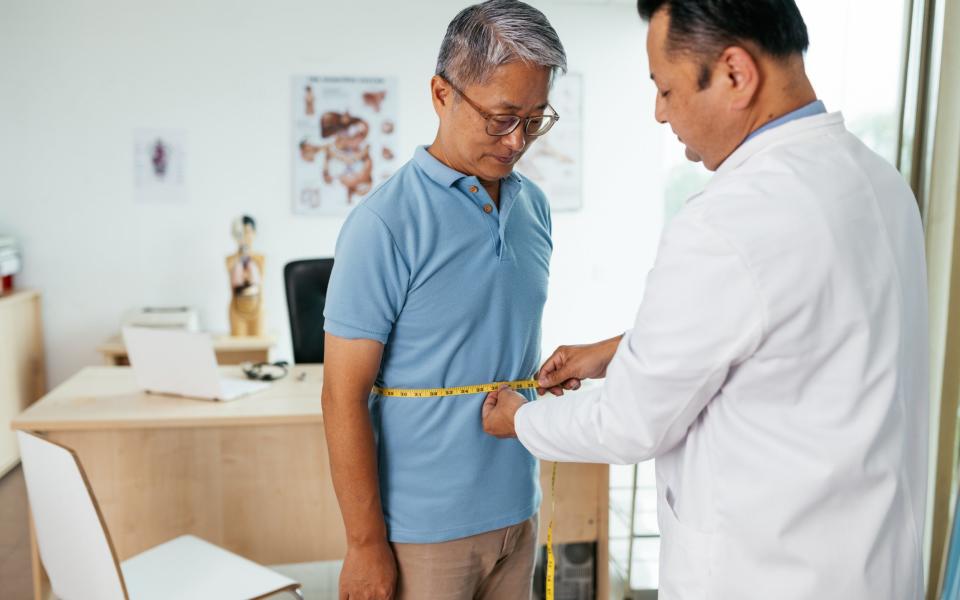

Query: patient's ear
<box><xmin>430</xmin><ymin>76</ymin><xmax>453</xmax><ymax>117</ymax></box>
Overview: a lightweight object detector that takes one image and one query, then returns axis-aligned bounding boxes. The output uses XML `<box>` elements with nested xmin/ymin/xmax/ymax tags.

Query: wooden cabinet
<box><xmin>0</xmin><ymin>290</ymin><xmax>46</xmax><ymax>477</ymax></box>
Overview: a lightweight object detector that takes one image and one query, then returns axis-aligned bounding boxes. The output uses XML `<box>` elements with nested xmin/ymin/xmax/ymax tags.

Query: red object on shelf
<box><xmin>1</xmin><ymin>274</ymin><xmax>12</xmax><ymax>294</ymax></box>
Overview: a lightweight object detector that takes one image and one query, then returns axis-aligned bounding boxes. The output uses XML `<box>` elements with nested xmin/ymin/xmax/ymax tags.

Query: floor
<box><xmin>0</xmin><ymin>465</ymin><xmax>33</xmax><ymax>600</ymax></box>
<box><xmin>267</xmin><ymin>562</ymin><xmax>341</xmax><ymax>599</ymax></box>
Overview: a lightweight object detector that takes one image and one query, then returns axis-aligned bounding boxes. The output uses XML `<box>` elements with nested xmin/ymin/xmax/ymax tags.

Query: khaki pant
<box><xmin>391</xmin><ymin>514</ymin><xmax>538</xmax><ymax>600</ymax></box>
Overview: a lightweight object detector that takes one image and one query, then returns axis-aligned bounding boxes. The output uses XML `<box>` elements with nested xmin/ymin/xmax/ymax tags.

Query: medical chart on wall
<box><xmin>516</xmin><ymin>73</ymin><xmax>583</xmax><ymax>212</ymax></box>
<box><xmin>134</xmin><ymin>129</ymin><xmax>188</xmax><ymax>204</ymax></box>
<box><xmin>292</xmin><ymin>76</ymin><xmax>399</xmax><ymax>216</ymax></box>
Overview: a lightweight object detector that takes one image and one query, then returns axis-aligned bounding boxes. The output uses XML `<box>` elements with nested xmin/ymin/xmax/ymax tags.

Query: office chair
<box><xmin>284</xmin><ymin>258</ymin><xmax>334</xmax><ymax>364</ymax></box>
<box><xmin>16</xmin><ymin>431</ymin><xmax>303</xmax><ymax>600</ymax></box>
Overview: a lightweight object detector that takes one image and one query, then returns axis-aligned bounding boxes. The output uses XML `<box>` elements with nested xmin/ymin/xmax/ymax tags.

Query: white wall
<box><xmin>0</xmin><ymin>0</ymin><xmax>663</xmax><ymax>387</ymax></box>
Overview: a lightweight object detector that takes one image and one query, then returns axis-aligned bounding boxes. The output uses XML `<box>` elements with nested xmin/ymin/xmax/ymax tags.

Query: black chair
<box><xmin>284</xmin><ymin>258</ymin><xmax>334</xmax><ymax>364</ymax></box>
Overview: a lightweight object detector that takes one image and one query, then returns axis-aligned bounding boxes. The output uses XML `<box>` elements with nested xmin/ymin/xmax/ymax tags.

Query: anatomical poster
<box><xmin>134</xmin><ymin>129</ymin><xmax>188</xmax><ymax>204</ymax></box>
<box><xmin>516</xmin><ymin>73</ymin><xmax>582</xmax><ymax>212</ymax></box>
<box><xmin>292</xmin><ymin>76</ymin><xmax>399</xmax><ymax>216</ymax></box>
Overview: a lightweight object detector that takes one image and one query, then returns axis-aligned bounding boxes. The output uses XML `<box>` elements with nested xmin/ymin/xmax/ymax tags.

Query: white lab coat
<box><xmin>516</xmin><ymin>112</ymin><xmax>928</xmax><ymax>599</ymax></box>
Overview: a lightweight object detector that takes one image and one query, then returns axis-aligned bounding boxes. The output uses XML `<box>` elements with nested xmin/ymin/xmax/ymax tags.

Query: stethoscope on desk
<box><xmin>241</xmin><ymin>360</ymin><xmax>290</xmax><ymax>381</ymax></box>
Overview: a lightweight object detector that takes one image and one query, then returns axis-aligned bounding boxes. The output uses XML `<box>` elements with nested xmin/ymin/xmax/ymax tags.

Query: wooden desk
<box><xmin>97</xmin><ymin>334</ymin><xmax>275</xmax><ymax>366</ymax></box>
<box><xmin>13</xmin><ymin>366</ymin><xmax>608</xmax><ymax>599</ymax></box>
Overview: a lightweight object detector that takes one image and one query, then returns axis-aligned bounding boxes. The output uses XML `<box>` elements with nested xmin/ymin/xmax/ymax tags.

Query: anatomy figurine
<box><xmin>226</xmin><ymin>214</ymin><xmax>265</xmax><ymax>336</ymax></box>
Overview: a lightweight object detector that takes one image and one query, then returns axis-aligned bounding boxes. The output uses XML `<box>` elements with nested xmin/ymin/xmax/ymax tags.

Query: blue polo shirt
<box><xmin>324</xmin><ymin>145</ymin><xmax>552</xmax><ymax>543</ymax></box>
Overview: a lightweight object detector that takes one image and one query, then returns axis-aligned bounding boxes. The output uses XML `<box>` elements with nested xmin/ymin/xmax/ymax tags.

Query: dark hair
<box><xmin>638</xmin><ymin>0</ymin><xmax>809</xmax><ymax>87</ymax></box>
<box><xmin>242</xmin><ymin>215</ymin><xmax>256</xmax><ymax>230</ymax></box>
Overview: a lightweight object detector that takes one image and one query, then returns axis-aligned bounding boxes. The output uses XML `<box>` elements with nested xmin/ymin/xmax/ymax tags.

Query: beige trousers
<box><xmin>391</xmin><ymin>514</ymin><xmax>539</xmax><ymax>600</ymax></box>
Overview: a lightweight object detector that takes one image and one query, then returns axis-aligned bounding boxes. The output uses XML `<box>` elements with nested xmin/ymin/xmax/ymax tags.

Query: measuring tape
<box><xmin>546</xmin><ymin>461</ymin><xmax>557</xmax><ymax>600</ymax></box>
<box><xmin>371</xmin><ymin>378</ymin><xmax>539</xmax><ymax>397</ymax></box>
<box><xmin>371</xmin><ymin>378</ymin><xmax>558</xmax><ymax>600</ymax></box>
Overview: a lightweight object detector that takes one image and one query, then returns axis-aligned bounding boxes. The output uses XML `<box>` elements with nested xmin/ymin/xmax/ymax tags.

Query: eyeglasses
<box><xmin>440</xmin><ymin>75</ymin><xmax>559</xmax><ymax>137</ymax></box>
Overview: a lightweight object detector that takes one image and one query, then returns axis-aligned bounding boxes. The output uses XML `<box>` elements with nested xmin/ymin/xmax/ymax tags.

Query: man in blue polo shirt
<box><xmin>320</xmin><ymin>1</ymin><xmax>567</xmax><ymax>598</ymax></box>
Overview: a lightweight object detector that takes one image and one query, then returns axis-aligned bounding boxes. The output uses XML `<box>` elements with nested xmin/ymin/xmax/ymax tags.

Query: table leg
<box><xmin>28</xmin><ymin>509</ymin><xmax>51</xmax><ymax>600</ymax></box>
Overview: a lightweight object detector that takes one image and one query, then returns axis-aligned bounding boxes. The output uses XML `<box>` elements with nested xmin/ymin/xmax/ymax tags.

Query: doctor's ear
<box><xmin>718</xmin><ymin>46</ymin><xmax>760</xmax><ymax>111</ymax></box>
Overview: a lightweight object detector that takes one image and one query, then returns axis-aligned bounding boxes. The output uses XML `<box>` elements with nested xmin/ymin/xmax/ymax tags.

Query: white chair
<box><xmin>16</xmin><ymin>431</ymin><xmax>303</xmax><ymax>600</ymax></box>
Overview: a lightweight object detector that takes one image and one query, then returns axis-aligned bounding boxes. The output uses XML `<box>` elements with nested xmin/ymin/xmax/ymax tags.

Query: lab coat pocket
<box><xmin>657</xmin><ymin>485</ymin><xmax>714</xmax><ymax>600</ymax></box>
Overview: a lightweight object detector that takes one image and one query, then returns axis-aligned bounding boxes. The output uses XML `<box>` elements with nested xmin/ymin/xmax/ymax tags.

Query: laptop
<box><xmin>122</xmin><ymin>326</ymin><xmax>271</xmax><ymax>401</ymax></box>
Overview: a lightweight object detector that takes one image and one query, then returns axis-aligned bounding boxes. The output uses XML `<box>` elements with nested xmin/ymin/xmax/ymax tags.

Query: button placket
<box><xmin>467</xmin><ymin>181</ymin><xmax>503</xmax><ymax>258</ymax></box>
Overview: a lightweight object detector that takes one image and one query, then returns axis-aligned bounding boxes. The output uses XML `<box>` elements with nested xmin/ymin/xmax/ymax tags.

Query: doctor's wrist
<box><xmin>596</xmin><ymin>334</ymin><xmax>624</xmax><ymax>371</ymax></box>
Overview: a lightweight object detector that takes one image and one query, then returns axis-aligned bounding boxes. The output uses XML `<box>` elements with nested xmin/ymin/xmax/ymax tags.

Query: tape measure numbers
<box><xmin>371</xmin><ymin>378</ymin><xmax>539</xmax><ymax>397</ymax></box>
<box><xmin>371</xmin><ymin>378</ymin><xmax>559</xmax><ymax>600</ymax></box>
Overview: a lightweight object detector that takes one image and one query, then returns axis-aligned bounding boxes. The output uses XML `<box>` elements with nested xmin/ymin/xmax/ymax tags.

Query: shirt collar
<box><xmin>413</xmin><ymin>145</ymin><xmax>522</xmax><ymax>189</ymax></box>
<box><xmin>716</xmin><ymin>111</ymin><xmax>845</xmax><ymax>176</ymax></box>
<box><xmin>413</xmin><ymin>146</ymin><xmax>463</xmax><ymax>187</ymax></box>
<box><xmin>745</xmin><ymin>100</ymin><xmax>827</xmax><ymax>143</ymax></box>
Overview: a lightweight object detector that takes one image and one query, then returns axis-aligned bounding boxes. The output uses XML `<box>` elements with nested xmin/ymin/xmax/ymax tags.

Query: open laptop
<box><xmin>122</xmin><ymin>326</ymin><xmax>271</xmax><ymax>401</ymax></box>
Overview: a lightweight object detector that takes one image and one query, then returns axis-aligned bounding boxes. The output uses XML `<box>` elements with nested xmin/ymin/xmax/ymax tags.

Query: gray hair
<box><xmin>436</xmin><ymin>0</ymin><xmax>568</xmax><ymax>88</ymax></box>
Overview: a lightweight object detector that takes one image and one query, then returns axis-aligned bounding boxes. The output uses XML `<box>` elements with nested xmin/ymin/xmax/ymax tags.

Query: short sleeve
<box><xmin>323</xmin><ymin>206</ymin><xmax>410</xmax><ymax>343</ymax></box>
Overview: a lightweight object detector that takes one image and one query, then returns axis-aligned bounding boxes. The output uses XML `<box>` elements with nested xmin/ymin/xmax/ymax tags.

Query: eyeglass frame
<box><xmin>438</xmin><ymin>74</ymin><xmax>560</xmax><ymax>137</ymax></box>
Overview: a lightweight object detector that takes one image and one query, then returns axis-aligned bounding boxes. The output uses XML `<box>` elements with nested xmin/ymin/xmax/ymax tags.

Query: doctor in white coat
<box><xmin>482</xmin><ymin>1</ymin><xmax>929</xmax><ymax>598</ymax></box>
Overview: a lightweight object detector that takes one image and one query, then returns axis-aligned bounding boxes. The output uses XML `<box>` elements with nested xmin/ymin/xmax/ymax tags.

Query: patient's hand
<box><xmin>481</xmin><ymin>385</ymin><xmax>527</xmax><ymax>439</ymax></box>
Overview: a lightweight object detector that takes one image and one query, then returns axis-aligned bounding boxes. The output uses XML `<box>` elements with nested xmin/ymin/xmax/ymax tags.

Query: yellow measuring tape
<box><xmin>371</xmin><ymin>378</ymin><xmax>539</xmax><ymax>397</ymax></box>
<box><xmin>546</xmin><ymin>461</ymin><xmax>557</xmax><ymax>600</ymax></box>
<box><xmin>371</xmin><ymin>378</ymin><xmax>558</xmax><ymax>600</ymax></box>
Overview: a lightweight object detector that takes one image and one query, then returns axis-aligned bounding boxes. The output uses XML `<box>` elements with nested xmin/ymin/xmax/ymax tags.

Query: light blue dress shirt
<box><xmin>745</xmin><ymin>100</ymin><xmax>827</xmax><ymax>142</ymax></box>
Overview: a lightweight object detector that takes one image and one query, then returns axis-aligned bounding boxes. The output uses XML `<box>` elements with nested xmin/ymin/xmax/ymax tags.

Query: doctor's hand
<box><xmin>482</xmin><ymin>385</ymin><xmax>528</xmax><ymax>439</ymax></box>
<box><xmin>536</xmin><ymin>335</ymin><xmax>624</xmax><ymax>396</ymax></box>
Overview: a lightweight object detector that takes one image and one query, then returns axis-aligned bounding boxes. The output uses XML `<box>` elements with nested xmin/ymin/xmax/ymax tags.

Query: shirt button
<box><xmin>469</xmin><ymin>185</ymin><xmax>479</xmax><ymax>193</ymax></box>
<box><xmin>483</xmin><ymin>204</ymin><xmax>493</xmax><ymax>213</ymax></box>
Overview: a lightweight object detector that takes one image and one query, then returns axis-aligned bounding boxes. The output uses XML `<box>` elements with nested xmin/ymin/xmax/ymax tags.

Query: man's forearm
<box><xmin>323</xmin><ymin>386</ymin><xmax>388</xmax><ymax>546</ymax></box>
<box><xmin>321</xmin><ymin>333</ymin><xmax>390</xmax><ymax>547</ymax></box>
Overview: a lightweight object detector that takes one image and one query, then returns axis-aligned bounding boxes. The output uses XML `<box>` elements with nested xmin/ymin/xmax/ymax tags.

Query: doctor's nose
<box><xmin>654</xmin><ymin>94</ymin><xmax>668</xmax><ymax>124</ymax></box>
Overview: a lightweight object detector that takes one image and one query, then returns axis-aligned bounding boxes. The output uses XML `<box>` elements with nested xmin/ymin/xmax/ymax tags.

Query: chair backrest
<box><xmin>284</xmin><ymin>258</ymin><xmax>334</xmax><ymax>364</ymax></box>
<box><xmin>16</xmin><ymin>431</ymin><xmax>128</xmax><ymax>600</ymax></box>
